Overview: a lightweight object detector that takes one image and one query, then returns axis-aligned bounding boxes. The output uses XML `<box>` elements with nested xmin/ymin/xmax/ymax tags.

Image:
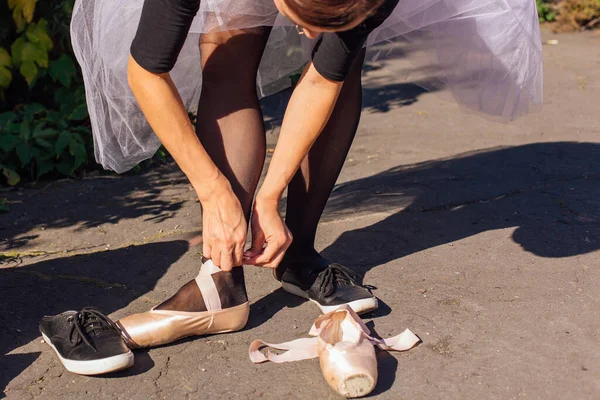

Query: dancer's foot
<box><xmin>155</xmin><ymin>264</ymin><xmax>247</xmax><ymax>312</ymax></box>
<box><xmin>117</xmin><ymin>260</ymin><xmax>249</xmax><ymax>348</ymax></box>
<box><xmin>276</xmin><ymin>253</ymin><xmax>378</xmax><ymax>315</ymax></box>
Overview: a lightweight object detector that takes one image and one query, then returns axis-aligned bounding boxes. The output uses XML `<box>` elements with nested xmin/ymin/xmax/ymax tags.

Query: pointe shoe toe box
<box><xmin>117</xmin><ymin>302</ymin><xmax>249</xmax><ymax>348</ymax></box>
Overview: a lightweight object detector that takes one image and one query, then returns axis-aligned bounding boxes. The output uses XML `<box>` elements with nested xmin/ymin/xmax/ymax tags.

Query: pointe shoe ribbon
<box><xmin>249</xmin><ymin>305</ymin><xmax>419</xmax><ymax>398</ymax></box>
<box><xmin>195</xmin><ymin>259</ymin><xmax>222</xmax><ymax>311</ymax></box>
<box><xmin>249</xmin><ymin>305</ymin><xmax>419</xmax><ymax>364</ymax></box>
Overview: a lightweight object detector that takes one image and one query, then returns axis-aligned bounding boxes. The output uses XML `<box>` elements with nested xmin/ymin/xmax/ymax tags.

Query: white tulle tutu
<box><xmin>71</xmin><ymin>0</ymin><xmax>543</xmax><ymax>173</ymax></box>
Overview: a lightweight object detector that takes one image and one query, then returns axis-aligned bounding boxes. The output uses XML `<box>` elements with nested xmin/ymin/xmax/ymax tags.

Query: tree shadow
<box><xmin>364</xmin><ymin>321</ymin><xmax>400</xmax><ymax>397</ymax></box>
<box><xmin>0</xmin><ymin>165</ymin><xmax>189</xmax><ymax>250</ymax></box>
<box><xmin>320</xmin><ymin>142</ymin><xmax>600</xmax><ymax>273</ymax></box>
<box><xmin>246</xmin><ymin>288</ymin><xmax>306</xmax><ymax>330</ymax></box>
<box><xmin>0</xmin><ymin>240</ymin><xmax>189</xmax><ymax>395</ymax></box>
<box><xmin>254</xmin><ymin>141</ymin><xmax>599</xmax><ymax>373</ymax></box>
<box><xmin>260</xmin><ymin>71</ymin><xmax>435</xmax><ymax>133</ymax></box>
<box><xmin>301</xmin><ymin>140</ymin><xmax>600</xmax><ymax>269</ymax></box>
<box><xmin>361</xmin><ymin>81</ymin><xmax>429</xmax><ymax>113</ymax></box>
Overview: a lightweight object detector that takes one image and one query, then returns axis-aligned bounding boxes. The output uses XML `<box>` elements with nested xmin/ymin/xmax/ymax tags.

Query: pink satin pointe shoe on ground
<box><xmin>249</xmin><ymin>305</ymin><xmax>419</xmax><ymax>398</ymax></box>
<box><xmin>117</xmin><ymin>260</ymin><xmax>249</xmax><ymax>348</ymax></box>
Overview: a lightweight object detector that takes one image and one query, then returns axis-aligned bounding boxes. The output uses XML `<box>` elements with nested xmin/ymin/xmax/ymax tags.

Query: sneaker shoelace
<box><xmin>317</xmin><ymin>263</ymin><xmax>371</xmax><ymax>297</ymax></box>
<box><xmin>68</xmin><ymin>307</ymin><xmax>120</xmax><ymax>352</ymax></box>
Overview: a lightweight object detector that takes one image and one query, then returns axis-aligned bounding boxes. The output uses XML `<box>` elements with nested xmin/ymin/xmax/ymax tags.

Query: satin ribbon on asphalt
<box><xmin>249</xmin><ymin>305</ymin><xmax>420</xmax><ymax>364</ymax></box>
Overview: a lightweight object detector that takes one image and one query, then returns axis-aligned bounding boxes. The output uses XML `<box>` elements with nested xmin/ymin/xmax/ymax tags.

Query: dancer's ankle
<box><xmin>156</xmin><ymin>265</ymin><xmax>247</xmax><ymax>312</ymax></box>
<box><xmin>282</xmin><ymin>246</ymin><xmax>325</xmax><ymax>268</ymax></box>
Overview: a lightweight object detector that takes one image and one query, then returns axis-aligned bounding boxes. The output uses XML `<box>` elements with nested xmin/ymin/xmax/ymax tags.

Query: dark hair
<box><xmin>285</xmin><ymin>0</ymin><xmax>384</xmax><ymax>29</ymax></box>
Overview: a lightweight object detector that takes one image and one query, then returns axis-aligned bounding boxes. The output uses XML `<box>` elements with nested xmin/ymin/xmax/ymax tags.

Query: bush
<box><xmin>0</xmin><ymin>0</ymin><xmax>168</xmax><ymax>186</ymax></box>
<box><xmin>538</xmin><ymin>0</ymin><xmax>600</xmax><ymax>30</ymax></box>
<box><xmin>556</xmin><ymin>0</ymin><xmax>600</xmax><ymax>30</ymax></box>
<box><xmin>0</xmin><ymin>0</ymin><xmax>94</xmax><ymax>186</ymax></box>
<box><xmin>0</xmin><ymin>92</ymin><xmax>90</xmax><ymax>184</ymax></box>
<box><xmin>537</xmin><ymin>0</ymin><xmax>557</xmax><ymax>22</ymax></box>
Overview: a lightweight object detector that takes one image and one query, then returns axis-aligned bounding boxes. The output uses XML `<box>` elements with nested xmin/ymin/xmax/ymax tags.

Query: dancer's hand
<box><xmin>199</xmin><ymin>179</ymin><xmax>247</xmax><ymax>272</ymax></box>
<box><xmin>243</xmin><ymin>197</ymin><xmax>293</xmax><ymax>268</ymax></box>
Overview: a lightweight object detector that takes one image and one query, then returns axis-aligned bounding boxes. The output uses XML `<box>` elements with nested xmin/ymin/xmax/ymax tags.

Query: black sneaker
<box><xmin>40</xmin><ymin>307</ymin><xmax>134</xmax><ymax>375</ymax></box>
<box><xmin>279</xmin><ymin>259</ymin><xmax>378</xmax><ymax>314</ymax></box>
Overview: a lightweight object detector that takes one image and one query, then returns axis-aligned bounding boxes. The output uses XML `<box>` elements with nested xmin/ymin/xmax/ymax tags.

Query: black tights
<box><xmin>158</xmin><ymin>28</ymin><xmax>365</xmax><ymax>311</ymax></box>
<box><xmin>198</xmin><ymin>27</ymin><xmax>365</xmax><ymax>257</ymax></box>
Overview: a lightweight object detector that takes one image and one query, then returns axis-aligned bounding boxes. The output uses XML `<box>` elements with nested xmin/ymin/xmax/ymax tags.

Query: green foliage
<box><xmin>0</xmin><ymin>88</ymin><xmax>92</xmax><ymax>184</ymax></box>
<box><xmin>289</xmin><ymin>73</ymin><xmax>302</xmax><ymax>88</ymax></box>
<box><xmin>1</xmin><ymin>0</ymin><xmax>92</xmax><ymax>185</ymax></box>
<box><xmin>557</xmin><ymin>0</ymin><xmax>600</xmax><ymax>30</ymax></box>
<box><xmin>0</xmin><ymin>197</ymin><xmax>8</xmax><ymax>212</ymax></box>
<box><xmin>537</xmin><ymin>0</ymin><xmax>557</xmax><ymax>22</ymax></box>
<box><xmin>0</xmin><ymin>0</ymin><xmax>171</xmax><ymax>187</ymax></box>
<box><xmin>538</xmin><ymin>0</ymin><xmax>600</xmax><ymax>30</ymax></box>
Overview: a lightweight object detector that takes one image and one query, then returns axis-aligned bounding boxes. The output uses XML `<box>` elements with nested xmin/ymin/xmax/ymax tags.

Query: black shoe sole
<box><xmin>42</xmin><ymin>333</ymin><xmax>134</xmax><ymax>375</ymax></box>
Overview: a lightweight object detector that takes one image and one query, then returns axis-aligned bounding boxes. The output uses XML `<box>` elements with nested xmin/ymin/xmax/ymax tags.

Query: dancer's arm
<box><xmin>258</xmin><ymin>62</ymin><xmax>343</xmax><ymax>201</ymax></box>
<box><xmin>255</xmin><ymin>0</ymin><xmax>399</xmax><ymax>206</ymax></box>
<box><xmin>128</xmin><ymin>56</ymin><xmax>246</xmax><ymax>272</ymax></box>
<box><xmin>243</xmin><ymin>61</ymin><xmax>343</xmax><ymax>267</ymax></box>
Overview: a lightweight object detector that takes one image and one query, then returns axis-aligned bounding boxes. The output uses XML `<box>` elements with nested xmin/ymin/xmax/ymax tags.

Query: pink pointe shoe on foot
<box><xmin>249</xmin><ymin>305</ymin><xmax>419</xmax><ymax>398</ymax></box>
<box><xmin>117</xmin><ymin>260</ymin><xmax>249</xmax><ymax>348</ymax></box>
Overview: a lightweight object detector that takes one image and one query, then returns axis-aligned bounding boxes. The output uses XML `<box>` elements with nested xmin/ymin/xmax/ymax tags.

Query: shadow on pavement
<box><xmin>2</xmin><ymin>142</ymin><xmax>598</xmax><ymax>394</ymax></box>
<box><xmin>260</xmin><ymin>77</ymin><xmax>433</xmax><ymax>133</ymax></box>
<box><xmin>0</xmin><ymin>166</ymin><xmax>188</xmax><ymax>251</ymax></box>
<box><xmin>365</xmin><ymin>321</ymin><xmax>401</xmax><ymax>397</ymax></box>
<box><xmin>321</xmin><ymin>142</ymin><xmax>600</xmax><ymax>273</ymax></box>
<box><xmin>246</xmin><ymin>288</ymin><xmax>305</xmax><ymax>330</ymax></box>
<box><xmin>261</xmin><ymin>141</ymin><xmax>600</xmax><ymax>389</ymax></box>
<box><xmin>0</xmin><ymin>240</ymin><xmax>188</xmax><ymax>395</ymax></box>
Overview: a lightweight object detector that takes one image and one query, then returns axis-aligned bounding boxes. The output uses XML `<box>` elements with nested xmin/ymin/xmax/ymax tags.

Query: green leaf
<box><xmin>0</xmin><ymin>134</ymin><xmax>21</xmax><ymax>152</ymax></box>
<box><xmin>30</xmin><ymin>145</ymin><xmax>41</xmax><ymax>160</ymax></box>
<box><xmin>26</xmin><ymin>19</ymin><xmax>53</xmax><ymax>52</ymax></box>
<box><xmin>0</xmin><ymin>198</ymin><xmax>8</xmax><ymax>213</ymax></box>
<box><xmin>154</xmin><ymin>149</ymin><xmax>167</xmax><ymax>162</ymax></box>
<box><xmin>12</xmin><ymin>6</ymin><xmax>26</xmax><ymax>32</ymax></box>
<box><xmin>36</xmin><ymin>159</ymin><xmax>54</xmax><ymax>178</ymax></box>
<box><xmin>0</xmin><ymin>48</ymin><xmax>11</xmax><ymax>68</ymax></box>
<box><xmin>16</xmin><ymin>142</ymin><xmax>33</xmax><ymax>166</ymax></box>
<box><xmin>69</xmin><ymin>104</ymin><xmax>88</xmax><ymax>121</ymax></box>
<box><xmin>20</xmin><ymin>60</ymin><xmax>38</xmax><ymax>85</ymax></box>
<box><xmin>55</xmin><ymin>131</ymin><xmax>71</xmax><ymax>155</ymax></box>
<box><xmin>289</xmin><ymin>73</ymin><xmax>302</xmax><ymax>87</ymax></box>
<box><xmin>54</xmin><ymin>87</ymin><xmax>69</xmax><ymax>104</ymax></box>
<box><xmin>33</xmin><ymin>127</ymin><xmax>58</xmax><ymax>138</ymax></box>
<box><xmin>24</xmin><ymin>103</ymin><xmax>45</xmax><ymax>117</ymax></box>
<box><xmin>71</xmin><ymin>132</ymin><xmax>84</xmax><ymax>144</ymax></box>
<box><xmin>48</xmin><ymin>54</ymin><xmax>76</xmax><ymax>88</ymax></box>
<box><xmin>2</xmin><ymin>167</ymin><xmax>20</xmax><ymax>186</ymax></box>
<box><xmin>0</xmin><ymin>112</ymin><xmax>16</xmax><ymax>129</ymax></box>
<box><xmin>19</xmin><ymin>119</ymin><xmax>31</xmax><ymax>140</ymax></box>
<box><xmin>11</xmin><ymin>37</ymin><xmax>48</xmax><ymax>69</ymax></box>
<box><xmin>22</xmin><ymin>0</ymin><xmax>36</xmax><ymax>23</ymax></box>
<box><xmin>10</xmin><ymin>37</ymin><xmax>25</xmax><ymax>65</ymax></box>
<box><xmin>72</xmin><ymin>126</ymin><xmax>91</xmax><ymax>135</ymax></box>
<box><xmin>69</xmin><ymin>140</ymin><xmax>87</xmax><ymax>169</ymax></box>
<box><xmin>0</xmin><ymin>66</ymin><xmax>13</xmax><ymax>89</ymax></box>
<box><xmin>55</xmin><ymin>158</ymin><xmax>73</xmax><ymax>176</ymax></box>
<box><xmin>4</xmin><ymin>121</ymin><xmax>20</xmax><ymax>134</ymax></box>
<box><xmin>34</xmin><ymin>137</ymin><xmax>53</xmax><ymax>150</ymax></box>
<box><xmin>43</xmin><ymin>110</ymin><xmax>61</xmax><ymax>122</ymax></box>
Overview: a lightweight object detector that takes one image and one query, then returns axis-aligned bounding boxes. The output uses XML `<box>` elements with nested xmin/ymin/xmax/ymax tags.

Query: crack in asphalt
<box><xmin>154</xmin><ymin>355</ymin><xmax>172</xmax><ymax>398</ymax></box>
